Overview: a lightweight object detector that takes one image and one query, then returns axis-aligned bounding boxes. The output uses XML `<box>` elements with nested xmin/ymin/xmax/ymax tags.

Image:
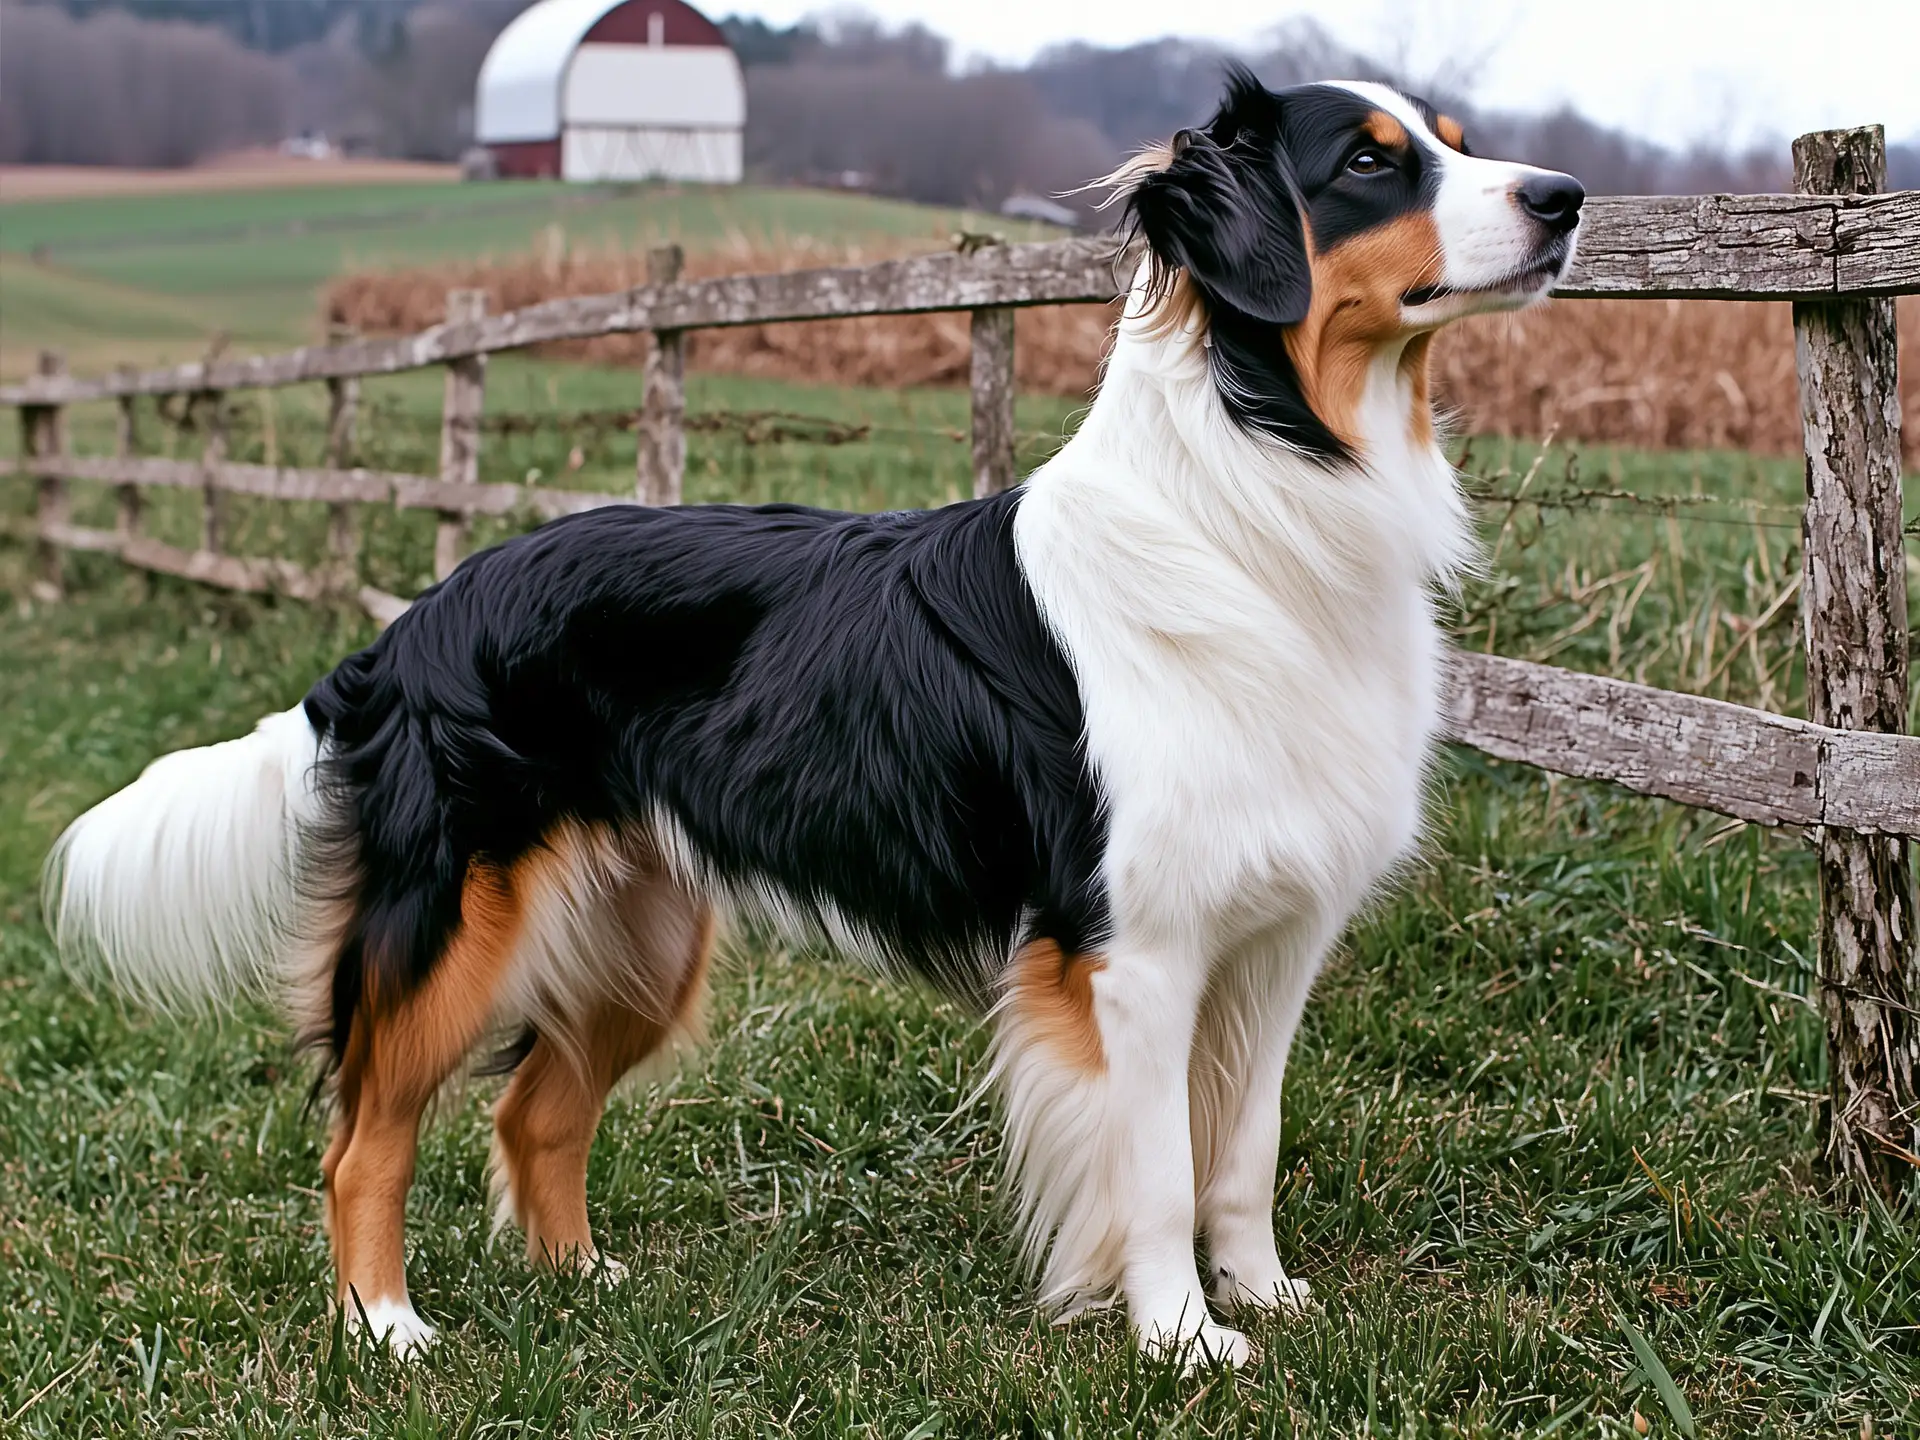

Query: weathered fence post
<box><xmin>636</xmin><ymin>243</ymin><xmax>686</xmax><ymax>506</ymax></box>
<box><xmin>114</xmin><ymin>394</ymin><xmax>141</xmax><ymax>541</ymax></box>
<box><xmin>196</xmin><ymin>391</ymin><xmax>228</xmax><ymax>556</ymax></box>
<box><xmin>435</xmin><ymin>290</ymin><xmax>487</xmax><ymax>582</ymax></box>
<box><xmin>969</xmin><ymin>307</ymin><xmax>1017</xmax><ymax>498</ymax></box>
<box><xmin>323</xmin><ymin>343</ymin><xmax>362</xmax><ymax>591</ymax></box>
<box><xmin>1792</xmin><ymin>124</ymin><xmax>1918</xmax><ymax>1197</ymax></box>
<box><xmin>23</xmin><ymin>350</ymin><xmax>67</xmax><ymax>600</ymax></box>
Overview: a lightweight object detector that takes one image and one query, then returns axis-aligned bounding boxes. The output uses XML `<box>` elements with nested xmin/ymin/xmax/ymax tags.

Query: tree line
<box><xmin>2</xmin><ymin>0</ymin><xmax>1913</xmax><ymax>200</ymax></box>
<box><xmin>0</xmin><ymin>0</ymin><xmax>519</xmax><ymax>166</ymax></box>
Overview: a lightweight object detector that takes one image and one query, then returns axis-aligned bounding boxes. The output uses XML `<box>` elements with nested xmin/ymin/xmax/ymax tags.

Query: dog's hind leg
<box><xmin>491</xmin><ymin>876</ymin><xmax>713</xmax><ymax>1274</ymax></box>
<box><xmin>324</xmin><ymin>862</ymin><xmax>524</xmax><ymax>1354</ymax></box>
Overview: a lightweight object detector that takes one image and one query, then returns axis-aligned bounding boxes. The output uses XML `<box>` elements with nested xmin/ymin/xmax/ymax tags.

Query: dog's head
<box><xmin>1119</xmin><ymin>68</ymin><xmax>1583</xmax><ymax>460</ymax></box>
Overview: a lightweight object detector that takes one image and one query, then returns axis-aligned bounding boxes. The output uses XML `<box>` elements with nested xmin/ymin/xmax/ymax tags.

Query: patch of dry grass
<box><xmin>1438</xmin><ymin>297</ymin><xmax>1919</xmax><ymax>465</ymax></box>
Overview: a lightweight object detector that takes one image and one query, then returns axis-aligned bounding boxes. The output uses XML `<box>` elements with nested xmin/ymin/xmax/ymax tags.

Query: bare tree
<box><xmin>1362</xmin><ymin>0</ymin><xmax>1517</xmax><ymax>103</ymax></box>
<box><xmin>794</xmin><ymin>13</ymin><xmax>948</xmax><ymax>72</ymax></box>
<box><xmin>1022</xmin><ymin>20</ymin><xmax>1384</xmax><ymax>153</ymax></box>
<box><xmin>353</xmin><ymin>2</ymin><xmax>500</xmax><ymax>160</ymax></box>
<box><xmin>1017</xmin><ymin>16</ymin><xmax>1789</xmax><ymax>197</ymax></box>
<box><xmin>747</xmin><ymin>61</ymin><xmax>1110</xmax><ymax>212</ymax></box>
<box><xmin>0</xmin><ymin>2</ymin><xmax>288</xmax><ymax>165</ymax></box>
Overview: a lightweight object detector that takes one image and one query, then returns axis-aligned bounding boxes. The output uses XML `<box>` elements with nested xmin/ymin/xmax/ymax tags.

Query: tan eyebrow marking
<box><xmin>1434</xmin><ymin>114</ymin><xmax>1466</xmax><ymax>151</ymax></box>
<box><xmin>1362</xmin><ymin>112</ymin><xmax>1410</xmax><ymax>149</ymax></box>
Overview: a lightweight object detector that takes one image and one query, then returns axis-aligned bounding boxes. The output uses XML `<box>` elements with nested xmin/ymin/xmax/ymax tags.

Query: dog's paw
<box><xmin>352</xmin><ymin>1297</ymin><xmax>438</xmax><ymax>1359</ymax></box>
<box><xmin>1141</xmin><ymin>1317</ymin><xmax>1256</xmax><ymax>1372</ymax></box>
<box><xmin>535</xmin><ymin>1242</ymin><xmax>629</xmax><ymax>1285</ymax></box>
<box><xmin>588</xmin><ymin>1255</ymin><xmax>631</xmax><ymax>1287</ymax></box>
<box><xmin>1212</xmin><ymin>1261</ymin><xmax>1316</xmax><ymax>1315</ymax></box>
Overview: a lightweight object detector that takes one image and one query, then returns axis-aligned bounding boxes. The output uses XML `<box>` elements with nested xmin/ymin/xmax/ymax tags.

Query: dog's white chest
<box><xmin>1015</xmin><ymin>466</ymin><xmax>1452</xmax><ymax>950</ymax></box>
<box><xmin>1122</xmin><ymin>594</ymin><xmax>1438</xmax><ymax>943</ymax></box>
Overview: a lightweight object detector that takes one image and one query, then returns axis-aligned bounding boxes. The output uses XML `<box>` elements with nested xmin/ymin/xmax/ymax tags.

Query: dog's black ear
<box><xmin>1127</xmin><ymin>69</ymin><xmax>1311</xmax><ymax>326</ymax></box>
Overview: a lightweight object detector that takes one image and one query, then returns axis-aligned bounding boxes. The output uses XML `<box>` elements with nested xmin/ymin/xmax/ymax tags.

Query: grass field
<box><xmin>1</xmin><ymin>351</ymin><xmax>1917</xmax><ymax>1435</ymax></box>
<box><xmin>0</xmin><ymin>179</ymin><xmax>1050</xmax><ymax>373</ymax></box>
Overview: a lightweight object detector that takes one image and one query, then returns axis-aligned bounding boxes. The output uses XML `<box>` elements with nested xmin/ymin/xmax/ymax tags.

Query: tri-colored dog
<box><xmin>46</xmin><ymin>68</ymin><xmax>1582</xmax><ymax>1366</ymax></box>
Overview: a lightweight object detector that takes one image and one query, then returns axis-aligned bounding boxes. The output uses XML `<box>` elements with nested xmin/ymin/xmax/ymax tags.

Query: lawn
<box><xmin>0</xmin><ymin>179</ymin><xmax>1053</xmax><ymax>372</ymax></box>
<box><xmin>0</xmin><ymin>355</ymin><xmax>1915</xmax><ymax>1436</ymax></box>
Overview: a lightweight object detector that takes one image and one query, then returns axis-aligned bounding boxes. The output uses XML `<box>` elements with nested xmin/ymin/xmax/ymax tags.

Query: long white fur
<box><xmin>490</xmin><ymin>823</ymin><xmax>707</xmax><ymax>1048</ymax></box>
<box><xmin>983</xmin><ymin>973</ymin><xmax>1122</xmax><ymax>1316</ymax></box>
<box><xmin>999</xmin><ymin>83</ymin><xmax>1574</xmax><ymax>1364</ymax></box>
<box><xmin>42</xmin><ymin>704</ymin><xmax>328</xmax><ymax>1012</ymax></box>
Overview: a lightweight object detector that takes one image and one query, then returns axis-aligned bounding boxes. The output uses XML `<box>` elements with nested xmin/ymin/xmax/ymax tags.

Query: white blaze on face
<box><xmin>1334</xmin><ymin>81</ymin><xmax>1582</xmax><ymax>317</ymax></box>
<box><xmin>1429</xmin><ymin>154</ymin><xmax>1576</xmax><ymax>299</ymax></box>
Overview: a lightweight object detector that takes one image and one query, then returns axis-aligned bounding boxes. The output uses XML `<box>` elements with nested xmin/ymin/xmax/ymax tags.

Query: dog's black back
<box><xmin>302</xmin><ymin>493</ymin><xmax>1111</xmax><ymax>1052</ymax></box>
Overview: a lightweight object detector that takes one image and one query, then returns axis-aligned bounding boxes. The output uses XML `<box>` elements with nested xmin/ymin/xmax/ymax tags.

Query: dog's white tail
<box><xmin>43</xmin><ymin>706</ymin><xmax>329</xmax><ymax>1011</ymax></box>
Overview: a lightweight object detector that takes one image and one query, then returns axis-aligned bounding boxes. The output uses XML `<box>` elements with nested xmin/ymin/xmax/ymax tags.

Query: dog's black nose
<box><xmin>1516</xmin><ymin>173</ymin><xmax>1584</xmax><ymax>233</ymax></box>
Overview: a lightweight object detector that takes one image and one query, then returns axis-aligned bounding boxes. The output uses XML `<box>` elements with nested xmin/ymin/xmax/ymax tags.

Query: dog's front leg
<box><xmin>1099</xmin><ymin>948</ymin><xmax>1252</xmax><ymax>1368</ymax></box>
<box><xmin>1191</xmin><ymin>930</ymin><xmax>1326</xmax><ymax>1316</ymax></box>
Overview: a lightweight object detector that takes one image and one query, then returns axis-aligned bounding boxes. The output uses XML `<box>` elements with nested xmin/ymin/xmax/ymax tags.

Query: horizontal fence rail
<box><xmin>0</xmin><ymin>449</ymin><xmax>628</xmax><ymax>619</ymax></box>
<box><xmin>4</xmin><ymin>148</ymin><xmax>1918</xmax><ymax>1194</ymax></box>
<box><xmin>4</xmin><ymin>190</ymin><xmax>1919</xmax><ymax>407</ymax></box>
<box><xmin>1449</xmin><ymin>652</ymin><xmax>1920</xmax><ymax>835</ymax></box>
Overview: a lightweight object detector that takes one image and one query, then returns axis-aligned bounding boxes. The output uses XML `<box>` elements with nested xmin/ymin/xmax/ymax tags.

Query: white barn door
<box><xmin>561</xmin><ymin>43</ymin><xmax>745</xmax><ymax>183</ymax></box>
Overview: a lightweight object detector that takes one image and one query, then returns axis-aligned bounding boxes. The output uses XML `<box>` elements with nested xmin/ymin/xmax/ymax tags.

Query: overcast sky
<box><xmin>743</xmin><ymin>0</ymin><xmax>1920</xmax><ymax>149</ymax></box>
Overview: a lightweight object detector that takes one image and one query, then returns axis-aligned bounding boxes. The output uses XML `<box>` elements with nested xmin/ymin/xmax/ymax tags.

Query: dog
<box><xmin>44</xmin><ymin>68</ymin><xmax>1581</xmax><ymax>1367</ymax></box>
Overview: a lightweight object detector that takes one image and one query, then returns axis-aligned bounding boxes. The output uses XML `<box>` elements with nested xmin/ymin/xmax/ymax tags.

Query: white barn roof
<box><xmin>475</xmin><ymin>0</ymin><xmax>744</xmax><ymax>146</ymax></box>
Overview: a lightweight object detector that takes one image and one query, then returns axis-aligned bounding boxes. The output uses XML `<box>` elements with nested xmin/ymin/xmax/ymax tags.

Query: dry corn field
<box><xmin>323</xmin><ymin>237</ymin><xmax>1920</xmax><ymax>465</ymax></box>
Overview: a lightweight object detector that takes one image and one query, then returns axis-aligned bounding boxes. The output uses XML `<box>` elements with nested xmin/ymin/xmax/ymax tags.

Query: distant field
<box><xmin>0</xmin><ymin>152</ymin><xmax>459</xmax><ymax>201</ymax></box>
<box><xmin>0</xmin><ymin>176</ymin><xmax>1048</xmax><ymax>374</ymax></box>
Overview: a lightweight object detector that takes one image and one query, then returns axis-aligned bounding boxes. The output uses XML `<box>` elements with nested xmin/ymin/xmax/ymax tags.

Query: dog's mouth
<box><xmin>1401</xmin><ymin>240</ymin><xmax>1574</xmax><ymax>309</ymax></box>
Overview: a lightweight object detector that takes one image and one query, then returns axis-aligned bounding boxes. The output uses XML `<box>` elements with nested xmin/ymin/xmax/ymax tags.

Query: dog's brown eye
<box><xmin>1348</xmin><ymin>150</ymin><xmax>1387</xmax><ymax>175</ymax></box>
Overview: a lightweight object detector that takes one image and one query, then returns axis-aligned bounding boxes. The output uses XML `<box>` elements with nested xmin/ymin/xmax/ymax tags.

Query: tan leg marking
<box><xmin>1007</xmin><ymin>938</ymin><xmax>1108</xmax><ymax>1075</ymax></box>
<box><xmin>325</xmin><ymin>862</ymin><xmax>523</xmax><ymax>1316</ymax></box>
<box><xmin>493</xmin><ymin>893</ymin><xmax>713</xmax><ymax>1269</ymax></box>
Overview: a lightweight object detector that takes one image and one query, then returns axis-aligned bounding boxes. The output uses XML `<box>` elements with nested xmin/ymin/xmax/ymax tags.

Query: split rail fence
<box><xmin>6</xmin><ymin>127</ymin><xmax>1920</xmax><ymax>1195</ymax></box>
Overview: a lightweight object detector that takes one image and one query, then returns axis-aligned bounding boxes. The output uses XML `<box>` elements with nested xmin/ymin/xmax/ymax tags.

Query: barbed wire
<box><xmin>171</xmin><ymin>394</ymin><xmax>1838</xmax><ymax>536</ymax></box>
<box><xmin>1457</xmin><ymin>437</ymin><xmax>1808</xmax><ymax>532</ymax></box>
<box><xmin>1469</xmin><ymin>485</ymin><xmax>1807</xmax><ymax>530</ymax></box>
<box><xmin>483</xmin><ymin>405</ymin><xmax>878</xmax><ymax>447</ymax></box>
<box><xmin>477</xmin><ymin>404</ymin><xmax>1080</xmax><ymax>451</ymax></box>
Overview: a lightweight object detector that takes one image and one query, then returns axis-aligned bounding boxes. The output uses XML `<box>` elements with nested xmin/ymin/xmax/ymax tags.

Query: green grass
<box><xmin>0</xmin><ymin>255</ymin><xmax>212</xmax><ymax>345</ymax></box>
<box><xmin>1</xmin><ymin>378</ymin><xmax>1917</xmax><ymax>1435</ymax></box>
<box><xmin>0</xmin><ymin>179</ymin><xmax>1054</xmax><ymax>368</ymax></box>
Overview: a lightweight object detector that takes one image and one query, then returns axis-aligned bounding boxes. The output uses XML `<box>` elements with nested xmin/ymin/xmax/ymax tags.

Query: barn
<box><xmin>474</xmin><ymin>0</ymin><xmax>746</xmax><ymax>184</ymax></box>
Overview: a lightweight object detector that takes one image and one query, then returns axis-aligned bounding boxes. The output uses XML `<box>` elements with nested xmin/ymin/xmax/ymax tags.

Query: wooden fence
<box><xmin>5</xmin><ymin>127</ymin><xmax>1918</xmax><ymax>1196</ymax></box>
